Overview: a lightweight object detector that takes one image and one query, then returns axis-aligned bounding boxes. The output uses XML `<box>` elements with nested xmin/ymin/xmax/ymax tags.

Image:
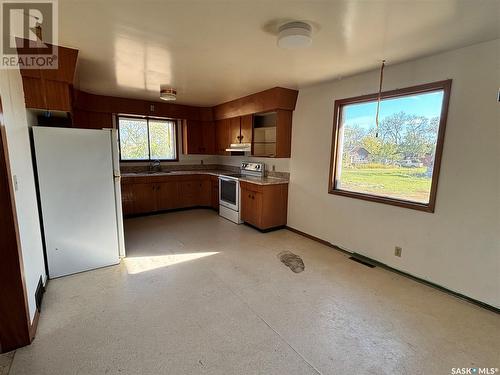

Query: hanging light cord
<box><xmin>375</xmin><ymin>60</ymin><xmax>386</xmax><ymax>138</ymax></box>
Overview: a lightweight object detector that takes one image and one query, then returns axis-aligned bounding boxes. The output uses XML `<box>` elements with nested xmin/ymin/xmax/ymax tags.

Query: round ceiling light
<box><xmin>160</xmin><ymin>85</ymin><xmax>177</xmax><ymax>101</ymax></box>
<box><xmin>277</xmin><ymin>21</ymin><xmax>312</xmax><ymax>49</ymax></box>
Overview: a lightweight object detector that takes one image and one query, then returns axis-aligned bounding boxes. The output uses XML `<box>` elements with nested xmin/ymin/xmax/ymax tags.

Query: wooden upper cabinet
<box><xmin>72</xmin><ymin>109</ymin><xmax>113</xmax><ymax>129</ymax></box>
<box><xmin>20</xmin><ymin>77</ymin><xmax>46</xmax><ymax>109</ymax></box>
<box><xmin>275</xmin><ymin>110</ymin><xmax>292</xmax><ymax>158</ymax></box>
<box><xmin>38</xmin><ymin>46</ymin><xmax>78</xmax><ymax>83</ymax></box>
<box><xmin>229</xmin><ymin>117</ymin><xmax>241</xmax><ymax>144</ymax></box>
<box><xmin>228</xmin><ymin>115</ymin><xmax>252</xmax><ymax>145</ymax></box>
<box><xmin>182</xmin><ymin>120</ymin><xmax>202</xmax><ymax>154</ymax></box>
<box><xmin>201</xmin><ymin>121</ymin><xmax>215</xmax><ymax>154</ymax></box>
<box><xmin>212</xmin><ymin>87</ymin><xmax>298</xmax><ymax>120</ymax></box>
<box><xmin>240</xmin><ymin>114</ymin><xmax>253</xmax><ymax>144</ymax></box>
<box><xmin>182</xmin><ymin>120</ymin><xmax>215</xmax><ymax>154</ymax></box>
<box><xmin>43</xmin><ymin>80</ymin><xmax>72</xmax><ymax>111</ymax></box>
<box><xmin>19</xmin><ymin>45</ymin><xmax>78</xmax><ymax>112</ymax></box>
<box><xmin>215</xmin><ymin>118</ymin><xmax>230</xmax><ymax>155</ymax></box>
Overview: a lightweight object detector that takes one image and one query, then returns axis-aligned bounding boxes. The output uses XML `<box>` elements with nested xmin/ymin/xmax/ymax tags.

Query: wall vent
<box><xmin>349</xmin><ymin>256</ymin><xmax>376</xmax><ymax>268</ymax></box>
<box><xmin>35</xmin><ymin>276</ymin><xmax>45</xmax><ymax>311</ymax></box>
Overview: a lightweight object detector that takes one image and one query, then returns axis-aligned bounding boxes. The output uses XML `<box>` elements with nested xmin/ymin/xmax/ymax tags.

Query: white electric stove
<box><xmin>218</xmin><ymin>162</ymin><xmax>265</xmax><ymax>223</ymax></box>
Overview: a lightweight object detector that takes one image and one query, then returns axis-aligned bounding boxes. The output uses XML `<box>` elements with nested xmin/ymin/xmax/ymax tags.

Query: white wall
<box><xmin>0</xmin><ymin>69</ymin><xmax>46</xmax><ymax>322</ymax></box>
<box><xmin>288</xmin><ymin>39</ymin><xmax>500</xmax><ymax>308</ymax></box>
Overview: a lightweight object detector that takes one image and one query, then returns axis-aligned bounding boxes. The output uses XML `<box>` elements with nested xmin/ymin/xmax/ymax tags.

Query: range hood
<box><xmin>225</xmin><ymin>143</ymin><xmax>251</xmax><ymax>152</ymax></box>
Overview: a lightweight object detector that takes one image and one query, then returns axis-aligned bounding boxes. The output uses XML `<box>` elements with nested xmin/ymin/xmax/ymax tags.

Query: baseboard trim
<box><xmin>285</xmin><ymin>226</ymin><xmax>499</xmax><ymax>314</ymax></box>
<box><xmin>29</xmin><ymin>308</ymin><xmax>40</xmax><ymax>341</ymax></box>
<box><xmin>243</xmin><ymin>222</ymin><xmax>286</xmax><ymax>233</ymax></box>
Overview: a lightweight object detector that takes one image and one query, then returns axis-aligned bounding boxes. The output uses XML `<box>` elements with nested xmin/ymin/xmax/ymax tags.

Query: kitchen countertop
<box><xmin>121</xmin><ymin>170</ymin><xmax>289</xmax><ymax>185</ymax></box>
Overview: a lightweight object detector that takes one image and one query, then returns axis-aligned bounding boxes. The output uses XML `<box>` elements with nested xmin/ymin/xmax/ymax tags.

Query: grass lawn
<box><xmin>339</xmin><ymin>166</ymin><xmax>431</xmax><ymax>203</ymax></box>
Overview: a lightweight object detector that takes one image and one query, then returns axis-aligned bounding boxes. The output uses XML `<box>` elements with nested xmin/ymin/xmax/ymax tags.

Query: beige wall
<box><xmin>288</xmin><ymin>39</ymin><xmax>500</xmax><ymax>308</ymax></box>
<box><xmin>0</xmin><ymin>69</ymin><xmax>46</xmax><ymax>322</ymax></box>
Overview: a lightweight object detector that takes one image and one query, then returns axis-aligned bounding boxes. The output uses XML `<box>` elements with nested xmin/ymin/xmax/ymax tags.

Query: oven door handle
<box><xmin>219</xmin><ymin>177</ymin><xmax>238</xmax><ymax>183</ymax></box>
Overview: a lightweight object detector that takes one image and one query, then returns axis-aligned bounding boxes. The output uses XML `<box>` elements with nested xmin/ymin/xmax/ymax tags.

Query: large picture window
<box><xmin>118</xmin><ymin>116</ymin><xmax>178</xmax><ymax>161</ymax></box>
<box><xmin>329</xmin><ymin>80</ymin><xmax>451</xmax><ymax>212</ymax></box>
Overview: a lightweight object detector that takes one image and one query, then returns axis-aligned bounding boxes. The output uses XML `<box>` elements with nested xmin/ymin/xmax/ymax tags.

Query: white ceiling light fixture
<box><xmin>277</xmin><ymin>21</ymin><xmax>312</xmax><ymax>49</ymax></box>
<box><xmin>160</xmin><ymin>85</ymin><xmax>177</xmax><ymax>101</ymax></box>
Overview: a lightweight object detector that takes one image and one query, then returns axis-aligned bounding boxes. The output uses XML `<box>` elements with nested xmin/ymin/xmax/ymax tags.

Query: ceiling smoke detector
<box><xmin>277</xmin><ymin>21</ymin><xmax>312</xmax><ymax>49</ymax></box>
<box><xmin>160</xmin><ymin>85</ymin><xmax>177</xmax><ymax>101</ymax></box>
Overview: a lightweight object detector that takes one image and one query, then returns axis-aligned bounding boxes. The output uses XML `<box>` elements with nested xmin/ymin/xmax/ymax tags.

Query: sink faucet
<box><xmin>149</xmin><ymin>159</ymin><xmax>161</xmax><ymax>172</ymax></box>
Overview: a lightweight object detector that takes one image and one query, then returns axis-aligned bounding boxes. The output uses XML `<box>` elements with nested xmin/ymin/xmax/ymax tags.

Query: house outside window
<box><xmin>329</xmin><ymin>80</ymin><xmax>452</xmax><ymax>212</ymax></box>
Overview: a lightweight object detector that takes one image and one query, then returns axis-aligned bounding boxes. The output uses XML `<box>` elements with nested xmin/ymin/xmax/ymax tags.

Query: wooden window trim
<box><xmin>117</xmin><ymin>115</ymin><xmax>179</xmax><ymax>162</ymax></box>
<box><xmin>328</xmin><ymin>79</ymin><xmax>452</xmax><ymax>213</ymax></box>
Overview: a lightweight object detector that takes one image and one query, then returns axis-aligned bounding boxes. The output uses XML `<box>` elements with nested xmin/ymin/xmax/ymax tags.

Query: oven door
<box><xmin>219</xmin><ymin>177</ymin><xmax>239</xmax><ymax>211</ymax></box>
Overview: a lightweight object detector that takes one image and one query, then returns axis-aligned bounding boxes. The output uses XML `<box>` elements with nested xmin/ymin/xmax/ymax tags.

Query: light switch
<box><xmin>13</xmin><ymin>174</ymin><xmax>19</xmax><ymax>191</ymax></box>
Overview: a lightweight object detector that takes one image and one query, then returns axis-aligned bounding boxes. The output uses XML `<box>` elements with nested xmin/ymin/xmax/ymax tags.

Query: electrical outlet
<box><xmin>395</xmin><ymin>246</ymin><xmax>402</xmax><ymax>257</ymax></box>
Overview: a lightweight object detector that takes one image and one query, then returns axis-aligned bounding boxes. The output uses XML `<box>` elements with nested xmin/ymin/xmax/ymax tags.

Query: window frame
<box><xmin>117</xmin><ymin>115</ymin><xmax>179</xmax><ymax>162</ymax></box>
<box><xmin>328</xmin><ymin>79</ymin><xmax>452</xmax><ymax>213</ymax></box>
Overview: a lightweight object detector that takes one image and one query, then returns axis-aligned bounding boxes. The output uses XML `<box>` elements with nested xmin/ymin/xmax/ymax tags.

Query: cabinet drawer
<box><xmin>240</xmin><ymin>181</ymin><xmax>263</xmax><ymax>193</ymax></box>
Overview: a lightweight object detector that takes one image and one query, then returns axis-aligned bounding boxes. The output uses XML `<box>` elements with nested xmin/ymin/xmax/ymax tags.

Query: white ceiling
<box><xmin>58</xmin><ymin>0</ymin><xmax>500</xmax><ymax>106</ymax></box>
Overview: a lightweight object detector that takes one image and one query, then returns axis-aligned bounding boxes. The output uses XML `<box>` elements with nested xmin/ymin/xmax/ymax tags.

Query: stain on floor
<box><xmin>278</xmin><ymin>251</ymin><xmax>305</xmax><ymax>273</ymax></box>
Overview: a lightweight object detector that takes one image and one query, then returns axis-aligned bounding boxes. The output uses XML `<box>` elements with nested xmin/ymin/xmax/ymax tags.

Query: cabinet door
<box><xmin>215</xmin><ymin>119</ymin><xmax>230</xmax><ymax>155</ymax></box>
<box><xmin>121</xmin><ymin>183</ymin><xmax>135</xmax><ymax>215</ymax></box>
<box><xmin>131</xmin><ymin>183</ymin><xmax>157</xmax><ymax>213</ymax></box>
<box><xmin>210</xmin><ymin>177</ymin><xmax>219</xmax><ymax>209</ymax></box>
<box><xmin>201</xmin><ymin>121</ymin><xmax>215</xmax><ymax>154</ymax></box>
<box><xmin>240</xmin><ymin>187</ymin><xmax>252</xmax><ymax>223</ymax></box>
<box><xmin>21</xmin><ymin>77</ymin><xmax>46</xmax><ymax>109</ymax></box>
<box><xmin>87</xmin><ymin>111</ymin><xmax>113</xmax><ymax>129</ymax></box>
<box><xmin>197</xmin><ymin>177</ymin><xmax>211</xmax><ymax>206</ymax></box>
<box><xmin>156</xmin><ymin>181</ymin><xmax>180</xmax><ymax>210</ymax></box>
<box><xmin>182</xmin><ymin>120</ymin><xmax>203</xmax><ymax>154</ymax></box>
<box><xmin>240</xmin><ymin>114</ymin><xmax>253</xmax><ymax>144</ymax></box>
<box><xmin>241</xmin><ymin>188</ymin><xmax>262</xmax><ymax>227</ymax></box>
<box><xmin>229</xmin><ymin>117</ymin><xmax>241</xmax><ymax>144</ymax></box>
<box><xmin>250</xmin><ymin>191</ymin><xmax>263</xmax><ymax>228</ymax></box>
<box><xmin>260</xmin><ymin>184</ymin><xmax>288</xmax><ymax>229</ymax></box>
<box><xmin>275</xmin><ymin>110</ymin><xmax>292</xmax><ymax>158</ymax></box>
<box><xmin>43</xmin><ymin>80</ymin><xmax>72</xmax><ymax>111</ymax></box>
<box><xmin>178</xmin><ymin>179</ymin><xmax>199</xmax><ymax>207</ymax></box>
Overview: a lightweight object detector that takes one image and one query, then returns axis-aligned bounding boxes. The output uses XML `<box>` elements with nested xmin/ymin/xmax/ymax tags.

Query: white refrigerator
<box><xmin>33</xmin><ymin>126</ymin><xmax>125</xmax><ymax>278</ymax></box>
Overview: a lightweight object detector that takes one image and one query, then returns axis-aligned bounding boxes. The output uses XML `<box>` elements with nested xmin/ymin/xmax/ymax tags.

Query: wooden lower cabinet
<box><xmin>131</xmin><ymin>183</ymin><xmax>157</xmax><ymax>214</ymax></box>
<box><xmin>210</xmin><ymin>175</ymin><xmax>219</xmax><ymax>210</ymax></box>
<box><xmin>156</xmin><ymin>181</ymin><xmax>180</xmax><ymax>210</ymax></box>
<box><xmin>240</xmin><ymin>181</ymin><xmax>288</xmax><ymax>230</ymax></box>
<box><xmin>121</xmin><ymin>174</ymin><xmax>217</xmax><ymax>216</ymax></box>
<box><xmin>198</xmin><ymin>177</ymin><xmax>211</xmax><ymax>206</ymax></box>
